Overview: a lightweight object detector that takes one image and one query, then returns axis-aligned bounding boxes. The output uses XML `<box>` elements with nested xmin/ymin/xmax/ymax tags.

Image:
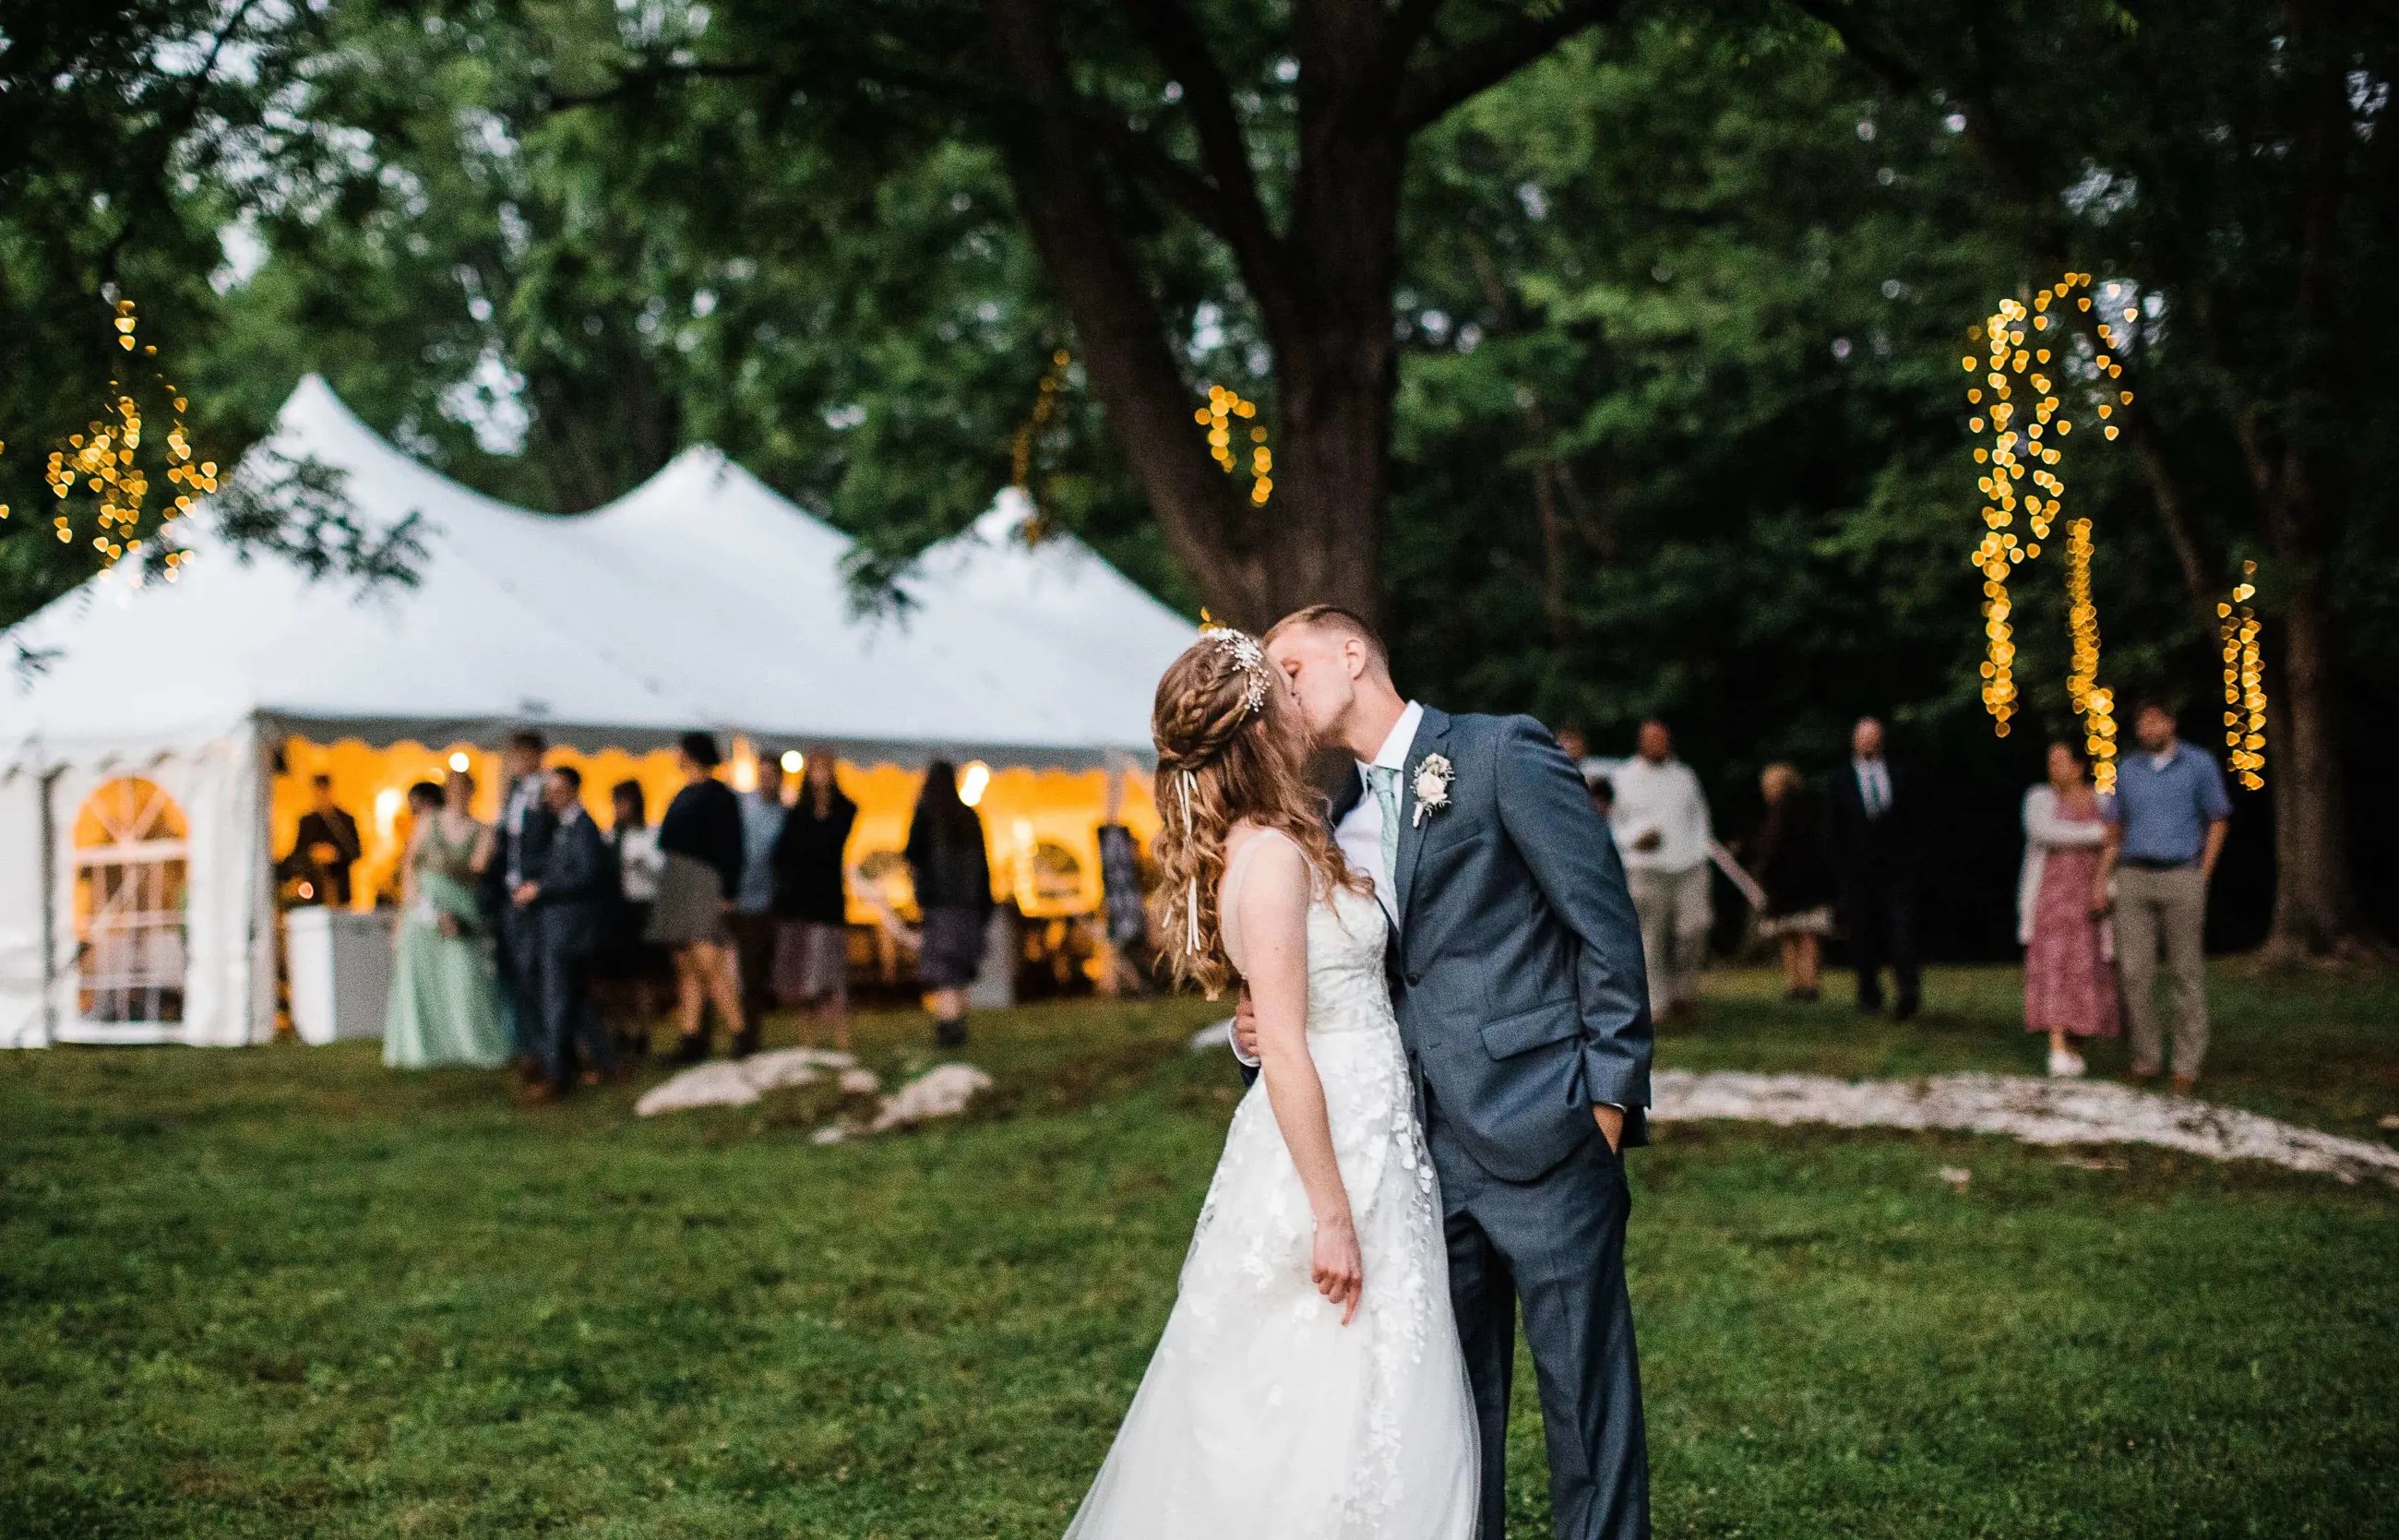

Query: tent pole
<box><xmin>37</xmin><ymin>766</ymin><xmax>60</xmax><ymax>1046</ymax></box>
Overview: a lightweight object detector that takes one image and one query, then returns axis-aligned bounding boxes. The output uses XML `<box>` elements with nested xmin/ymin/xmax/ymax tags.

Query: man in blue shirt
<box><xmin>2095</xmin><ymin>701</ymin><xmax>2233</xmax><ymax>1092</ymax></box>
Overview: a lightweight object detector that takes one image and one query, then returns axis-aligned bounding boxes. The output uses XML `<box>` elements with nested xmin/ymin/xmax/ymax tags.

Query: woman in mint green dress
<box><xmin>384</xmin><ymin>774</ymin><xmax>510</xmax><ymax>1069</ymax></box>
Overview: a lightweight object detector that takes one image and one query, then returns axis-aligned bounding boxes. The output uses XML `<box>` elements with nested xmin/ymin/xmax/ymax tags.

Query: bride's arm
<box><xmin>1235</xmin><ymin>837</ymin><xmax>1364</xmax><ymax>1325</ymax></box>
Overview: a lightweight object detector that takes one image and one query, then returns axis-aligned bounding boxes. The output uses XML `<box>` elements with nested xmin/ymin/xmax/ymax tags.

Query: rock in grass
<box><xmin>634</xmin><ymin>1047</ymin><xmax>860</xmax><ymax>1116</ymax></box>
<box><xmin>868</xmin><ymin>1064</ymin><xmax>994</xmax><ymax>1133</ymax></box>
<box><xmin>1655</xmin><ymin>1069</ymin><xmax>2399</xmax><ymax>1187</ymax></box>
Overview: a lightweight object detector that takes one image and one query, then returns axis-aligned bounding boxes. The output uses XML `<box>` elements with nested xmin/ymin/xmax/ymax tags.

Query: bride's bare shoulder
<box><xmin>1223</xmin><ymin>821</ymin><xmax>1308</xmax><ymax>889</ymax></box>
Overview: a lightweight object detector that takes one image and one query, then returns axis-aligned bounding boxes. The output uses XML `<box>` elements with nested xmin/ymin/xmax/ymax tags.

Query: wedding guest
<box><xmin>733</xmin><ymin>757</ymin><xmax>788</xmax><ymax>1030</ymax></box>
<box><xmin>651</xmin><ymin>732</ymin><xmax>752</xmax><ymax>1063</ymax></box>
<box><xmin>283</xmin><ymin>774</ymin><xmax>364</xmax><ymax>907</ymax></box>
<box><xmin>383</xmin><ymin>776</ymin><xmax>509</xmax><ymax>1069</ymax></box>
<box><xmin>1828</xmin><ymin>715</ymin><xmax>1922</xmax><ymax>1021</ymax></box>
<box><xmin>1610</xmin><ymin>720</ymin><xmax>1713</xmax><ymax>1022</ymax></box>
<box><xmin>1749</xmin><ymin>763</ymin><xmax>1835</xmax><ymax>1002</ymax></box>
<box><xmin>489</xmin><ymin>729</ymin><xmax>555</xmax><ymax>1073</ymax></box>
<box><xmin>602</xmin><ymin>779</ymin><xmax>669</xmax><ymax>1055</ymax></box>
<box><xmin>513</xmin><ymin>765</ymin><xmax>618</xmax><ymax>1102</ymax></box>
<box><xmin>1093</xmin><ymin>771</ymin><xmax>1152</xmax><ymax>999</ymax></box>
<box><xmin>770</xmin><ymin>752</ymin><xmax>857</xmax><ymax>1050</ymax></box>
<box><xmin>2021</xmin><ymin>741</ymin><xmax>2119</xmax><ymax>1078</ymax></box>
<box><xmin>2095</xmin><ymin>701</ymin><xmax>2231</xmax><ymax>1092</ymax></box>
<box><xmin>905</xmin><ymin>759</ymin><xmax>994</xmax><ymax>1047</ymax></box>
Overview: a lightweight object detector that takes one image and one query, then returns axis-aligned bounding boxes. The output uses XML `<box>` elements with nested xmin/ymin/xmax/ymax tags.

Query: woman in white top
<box><xmin>602</xmin><ymin>778</ymin><xmax>670</xmax><ymax>1052</ymax></box>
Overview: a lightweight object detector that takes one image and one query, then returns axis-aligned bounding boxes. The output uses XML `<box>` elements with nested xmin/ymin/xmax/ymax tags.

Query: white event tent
<box><xmin>0</xmin><ymin>376</ymin><xmax>1194</xmax><ymax>1048</ymax></box>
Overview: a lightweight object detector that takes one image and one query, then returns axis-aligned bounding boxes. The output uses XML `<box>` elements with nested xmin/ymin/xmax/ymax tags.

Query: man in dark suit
<box><xmin>488</xmin><ymin>729</ymin><xmax>556</xmax><ymax>1073</ymax></box>
<box><xmin>283</xmin><ymin>775</ymin><xmax>363</xmax><ymax>906</ymax></box>
<box><xmin>512</xmin><ymin>765</ymin><xmax>617</xmax><ymax>1101</ymax></box>
<box><xmin>1826</xmin><ymin>714</ymin><xmax>1921</xmax><ymax>1020</ymax></box>
<box><xmin>1243</xmin><ymin>604</ymin><xmax>1654</xmax><ymax>1540</ymax></box>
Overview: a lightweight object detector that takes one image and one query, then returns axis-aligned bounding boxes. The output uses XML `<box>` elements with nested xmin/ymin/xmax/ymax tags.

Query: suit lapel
<box><xmin>1391</xmin><ymin>706</ymin><xmax>1450</xmax><ymax>926</ymax></box>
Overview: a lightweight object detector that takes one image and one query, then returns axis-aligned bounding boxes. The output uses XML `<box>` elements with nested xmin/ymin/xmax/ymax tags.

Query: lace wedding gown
<box><xmin>1064</xmin><ymin>839</ymin><xmax>1479</xmax><ymax>1539</ymax></box>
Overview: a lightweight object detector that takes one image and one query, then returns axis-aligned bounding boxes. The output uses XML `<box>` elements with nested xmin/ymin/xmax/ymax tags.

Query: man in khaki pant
<box><xmin>1607</xmin><ymin>720</ymin><xmax>1714</xmax><ymax>1022</ymax></box>
<box><xmin>2094</xmin><ymin>702</ymin><xmax>2232</xmax><ymax>1092</ymax></box>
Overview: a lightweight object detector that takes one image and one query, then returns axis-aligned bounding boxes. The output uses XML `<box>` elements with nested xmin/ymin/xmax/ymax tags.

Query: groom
<box><xmin>1239</xmin><ymin>604</ymin><xmax>1653</xmax><ymax>1540</ymax></box>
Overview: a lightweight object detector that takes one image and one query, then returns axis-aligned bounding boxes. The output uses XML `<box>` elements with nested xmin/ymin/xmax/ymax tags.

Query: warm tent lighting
<box><xmin>781</xmin><ymin>750</ymin><xmax>804</xmax><ymax>775</ymax></box>
<box><xmin>448</xmin><ymin>751</ymin><xmax>471</xmax><ymax>772</ymax></box>
<box><xmin>959</xmin><ymin>760</ymin><xmax>992</xmax><ymax>807</ymax></box>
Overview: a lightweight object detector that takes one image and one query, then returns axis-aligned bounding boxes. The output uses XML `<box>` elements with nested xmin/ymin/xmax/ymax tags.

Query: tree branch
<box><xmin>1119</xmin><ymin>0</ymin><xmax>1298</xmax><ymax>343</ymax></box>
<box><xmin>1778</xmin><ymin>0</ymin><xmax>1922</xmax><ymax>93</ymax></box>
<box><xmin>1080</xmin><ymin>113</ymin><xmax>1238</xmax><ymax>237</ymax></box>
<box><xmin>539</xmin><ymin>59</ymin><xmax>783</xmax><ymax>113</ymax></box>
<box><xmin>1394</xmin><ymin>0</ymin><xmax>1625</xmax><ymax>133</ymax></box>
<box><xmin>984</xmin><ymin>0</ymin><xmax>1263</xmax><ymax>614</ymax></box>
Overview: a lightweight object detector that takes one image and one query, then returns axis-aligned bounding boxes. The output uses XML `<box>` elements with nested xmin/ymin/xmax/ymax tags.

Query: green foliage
<box><xmin>2</xmin><ymin>978</ymin><xmax>2394</xmax><ymax>1536</ymax></box>
<box><xmin>7</xmin><ymin>0</ymin><xmax>2398</xmax><ymax>944</ymax></box>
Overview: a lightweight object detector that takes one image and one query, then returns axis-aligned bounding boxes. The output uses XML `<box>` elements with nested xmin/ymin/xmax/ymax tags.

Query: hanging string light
<box><xmin>1009</xmin><ymin>347</ymin><xmax>1072</xmax><ymax>543</ymax></box>
<box><xmin>1963</xmin><ymin>272</ymin><xmax>2132</xmax><ymax>755</ymax></box>
<box><xmin>2220</xmin><ymin>561</ymin><xmax>2266</xmax><ymax>790</ymax></box>
<box><xmin>9</xmin><ymin>298</ymin><xmax>215</xmax><ymax>581</ymax></box>
<box><xmin>2063</xmin><ymin>517</ymin><xmax>2119</xmax><ymax>790</ymax></box>
<box><xmin>1194</xmin><ymin>384</ymin><xmax>1272</xmax><ymax>507</ymax></box>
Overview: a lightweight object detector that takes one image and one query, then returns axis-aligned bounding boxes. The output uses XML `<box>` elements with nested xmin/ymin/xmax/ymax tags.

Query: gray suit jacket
<box><xmin>1345</xmin><ymin>707</ymin><xmax>1653</xmax><ymax>1181</ymax></box>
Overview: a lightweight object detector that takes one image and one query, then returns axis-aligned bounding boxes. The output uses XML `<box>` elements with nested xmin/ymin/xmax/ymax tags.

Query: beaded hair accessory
<box><xmin>1211</xmin><ymin>627</ymin><xmax>1272</xmax><ymax>717</ymax></box>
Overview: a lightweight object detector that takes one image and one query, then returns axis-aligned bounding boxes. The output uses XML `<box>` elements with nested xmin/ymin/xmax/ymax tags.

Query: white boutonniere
<box><xmin>1411</xmin><ymin>753</ymin><xmax>1454</xmax><ymax>827</ymax></box>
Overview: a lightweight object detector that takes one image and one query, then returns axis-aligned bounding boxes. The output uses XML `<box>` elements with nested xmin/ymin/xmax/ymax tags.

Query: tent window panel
<box><xmin>72</xmin><ymin>778</ymin><xmax>190</xmax><ymax>1025</ymax></box>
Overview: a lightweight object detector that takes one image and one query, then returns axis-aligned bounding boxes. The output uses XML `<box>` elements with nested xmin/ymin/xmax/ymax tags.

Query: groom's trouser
<box><xmin>1426</xmin><ymin>1092</ymin><xmax>1648</xmax><ymax>1540</ymax></box>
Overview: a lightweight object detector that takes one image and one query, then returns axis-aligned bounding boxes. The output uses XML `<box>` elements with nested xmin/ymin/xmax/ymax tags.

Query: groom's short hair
<box><xmin>1265</xmin><ymin>604</ymin><xmax>1389</xmax><ymax>673</ymax></box>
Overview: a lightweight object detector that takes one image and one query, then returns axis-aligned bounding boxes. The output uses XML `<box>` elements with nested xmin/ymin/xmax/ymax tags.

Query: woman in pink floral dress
<box><xmin>2019</xmin><ymin>742</ymin><xmax>2120</xmax><ymax>1076</ymax></box>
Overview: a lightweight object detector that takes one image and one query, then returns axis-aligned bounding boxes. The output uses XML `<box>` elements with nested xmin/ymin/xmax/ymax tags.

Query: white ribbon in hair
<box><xmin>1178</xmin><ymin>770</ymin><xmax>1201</xmax><ymax>954</ymax></box>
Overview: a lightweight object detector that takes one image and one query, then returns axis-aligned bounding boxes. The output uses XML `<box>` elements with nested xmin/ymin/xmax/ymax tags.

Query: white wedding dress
<box><xmin>1064</xmin><ymin>834</ymin><xmax>1478</xmax><ymax>1539</ymax></box>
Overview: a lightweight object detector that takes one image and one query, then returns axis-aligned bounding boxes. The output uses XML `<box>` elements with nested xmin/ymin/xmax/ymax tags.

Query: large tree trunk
<box><xmin>982</xmin><ymin>0</ymin><xmax>1268</xmax><ymax>621</ymax></box>
<box><xmin>2262</xmin><ymin>560</ymin><xmax>2355</xmax><ymax>958</ymax></box>
<box><xmin>977</xmin><ymin>0</ymin><xmax>1617</xmax><ymax>633</ymax></box>
<box><xmin>1268</xmin><ymin>14</ymin><xmax>1405</xmax><ymax>628</ymax></box>
<box><xmin>2254</xmin><ymin>6</ymin><xmax>2359</xmax><ymax>960</ymax></box>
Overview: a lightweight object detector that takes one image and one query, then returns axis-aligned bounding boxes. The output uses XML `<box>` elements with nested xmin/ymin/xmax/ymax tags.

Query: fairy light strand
<box><xmin>1963</xmin><ymin>272</ymin><xmax>2132</xmax><ymax>784</ymax></box>
<box><xmin>2063</xmin><ymin>517</ymin><xmax>2119</xmax><ymax>791</ymax></box>
<box><xmin>1194</xmin><ymin>384</ymin><xmax>1272</xmax><ymax>507</ymax></box>
<box><xmin>14</xmin><ymin>298</ymin><xmax>216</xmax><ymax>581</ymax></box>
<box><xmin>1009</xmin><ymin>347</ymin><xmax>1071</xmax><ymax>543</ymax></box>
<box><xmin>2220</xmin><ymin>561</ymin><xmax>2267</xmax><ymax>790</ymax></box>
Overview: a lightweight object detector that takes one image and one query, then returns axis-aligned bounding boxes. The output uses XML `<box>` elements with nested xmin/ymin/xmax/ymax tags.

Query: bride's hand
<box><xmin>1312</xmin><ymin>1212</ymin><xmax>1365</xmax><ymax>1325</ymax></box>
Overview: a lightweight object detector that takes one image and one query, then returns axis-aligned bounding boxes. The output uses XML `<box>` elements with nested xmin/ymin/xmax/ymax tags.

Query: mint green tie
<box><xmin>1367</xmin><ymin>765</ymin><xmax>1402</xmax><ymax>892</ymax></box>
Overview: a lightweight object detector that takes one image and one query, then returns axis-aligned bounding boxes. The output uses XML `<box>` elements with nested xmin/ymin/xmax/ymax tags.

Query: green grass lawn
<box><xmin>3</xmin><ymin>965</ymin><xmax>2394</xmax><ymax>1538</ymax></box>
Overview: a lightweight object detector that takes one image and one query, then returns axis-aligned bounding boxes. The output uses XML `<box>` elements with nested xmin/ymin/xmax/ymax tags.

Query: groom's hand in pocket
<box><xmin>1593</xmin><ymin>1104</ymin><xmax>1625</xmax><ymax>1154</ymax></box>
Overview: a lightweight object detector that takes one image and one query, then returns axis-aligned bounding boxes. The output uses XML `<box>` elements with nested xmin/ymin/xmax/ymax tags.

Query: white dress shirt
<box><xmin>1851</xmin><ymin>756</ymin><xmax>1891</xmax><ymax>818</ymax></box>
<box><xmin>1335</xmin><ymin>699</ymin><xmax>1424</xmax><ymax>925</ymax></box>
<box><xmin>1605</xmin><ymin>754</ymin><xmax>1712</xmax><ymax>873</ymax></box>
<box><xmin>502</xmin><ymin>774</ymin><xmax>544</xmax><ymax>888</ymax></box>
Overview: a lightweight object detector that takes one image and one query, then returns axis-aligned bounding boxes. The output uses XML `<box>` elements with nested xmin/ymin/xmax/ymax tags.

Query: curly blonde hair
<box><xmin>1150</xmin><ymin>631</ymin><xmax>1368</xmax><ymax>997</ymax></box>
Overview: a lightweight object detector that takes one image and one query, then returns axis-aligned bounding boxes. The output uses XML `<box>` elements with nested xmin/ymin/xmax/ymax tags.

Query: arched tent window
<box><xmin>72</xmin><ymin>778</ymin><xmax>189</xmax><ymax>1025</ymax></box>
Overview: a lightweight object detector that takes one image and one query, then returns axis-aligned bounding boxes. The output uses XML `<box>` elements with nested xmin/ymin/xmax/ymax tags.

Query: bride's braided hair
<box><xmin>1150</xmin><ymin>629</ymin><xmax>1368</xmax><ymax>997</ymax></box>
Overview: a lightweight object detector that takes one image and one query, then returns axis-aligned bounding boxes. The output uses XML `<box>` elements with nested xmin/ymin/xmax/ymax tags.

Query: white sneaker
<box><xmin>2047</xmin><ymin>1046</ymin><xmax>2087</xmax><ymax>1079</ymax></box>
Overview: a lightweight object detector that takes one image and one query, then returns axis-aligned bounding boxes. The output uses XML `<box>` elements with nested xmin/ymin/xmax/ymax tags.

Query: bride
<box><xmin>1063</xmin><ymin>630</ymin><xmax>1477</xmax><ymax>1539</ymax></box>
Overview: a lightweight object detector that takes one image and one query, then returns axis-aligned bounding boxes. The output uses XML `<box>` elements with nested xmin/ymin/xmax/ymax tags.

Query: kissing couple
<box><xmin>1063</xmin><ymin>605</ymin><xmax>1654</xmax><ymax>1539</ymax></box>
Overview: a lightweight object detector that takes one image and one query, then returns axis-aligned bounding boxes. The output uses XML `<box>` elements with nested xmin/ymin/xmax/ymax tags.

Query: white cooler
<box><xmin>286</xmin><ymin>907</ymin><xmax>394</xmax><ymax>1045</ymax></box>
